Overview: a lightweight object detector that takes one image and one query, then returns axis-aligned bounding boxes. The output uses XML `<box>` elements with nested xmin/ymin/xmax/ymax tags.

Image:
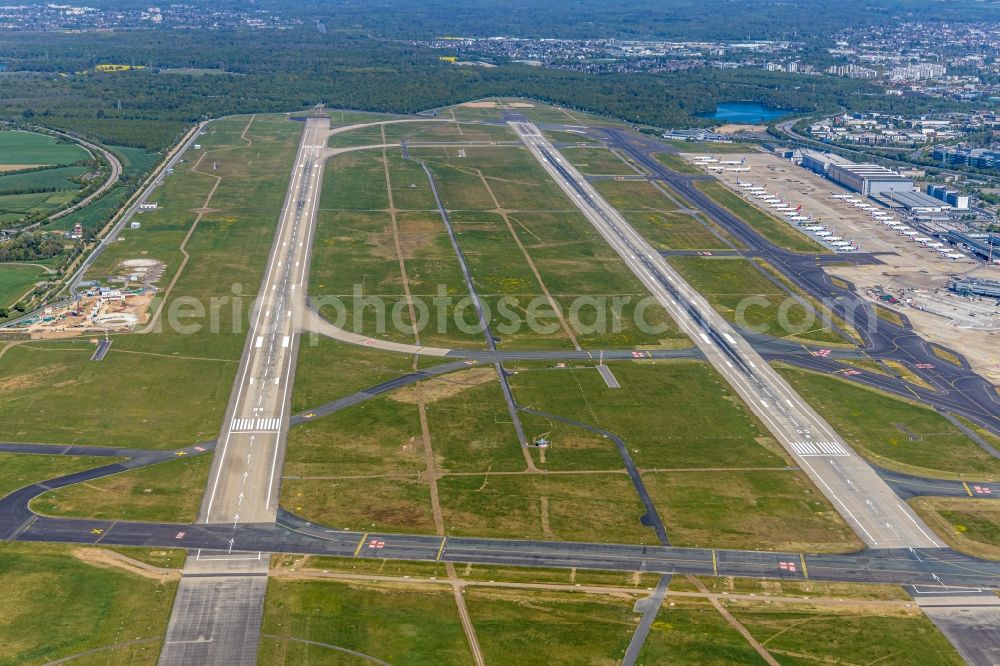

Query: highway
<box><xmin>509</xmin><ymin>120</ymin><xmax>942</xmax><ymax>551</ymax></box>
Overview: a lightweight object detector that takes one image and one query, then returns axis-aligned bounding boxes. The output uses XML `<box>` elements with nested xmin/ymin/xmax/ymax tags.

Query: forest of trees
<box><xmin>0</xmin><ymin>232</ymin><xmax>66</xmax><ymax>262</ymax></box>
<box><xmin>0</xmin><ymin>0</ymin><xmax>987</xmax><ymax>154</ymax></box>
<box><xmin>0</xmin><ymin>29</ymin><xmax>966</xmax><ymax>152</ymax></box>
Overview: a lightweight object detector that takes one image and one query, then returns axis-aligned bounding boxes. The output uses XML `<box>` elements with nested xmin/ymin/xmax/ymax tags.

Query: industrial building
<box><xmin>877</xmin><ymin>189</ymin><xmax>950</xmax><ymax>212</ymax></box>
<box><xmin>798</xmin><ymin>148</ymin><xmax>852</xmax><ymax>175</ymax></box>
<box><xmin>826</xmin><ymin>162</ymin><xmax>913</xmax><ymax>196</ymax></box>
<box><xmin>796</xmin><ymin>149</ymin><xmax>914</xmax><ymax>197</ymax></box>
<box><xmin>927</xmin><ymin>184</ymin><xmax>969</xmax><ymax>210</ymax></box>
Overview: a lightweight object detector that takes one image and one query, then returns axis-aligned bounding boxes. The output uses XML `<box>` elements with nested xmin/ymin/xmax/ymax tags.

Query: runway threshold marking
<box><xmin>436</xmin><ymin>537</ymin><xmax>447</xmax><ymax>561</ymax></box>
<box><xmin>799</xmin><ymin>554</ymin><xmax>809</xmax><ymax>579</ymax></box>
<box><xmin>962</xmin><ymin>481</ymin><xmax>973</xmax><ymax>497</ymax></box>
<box><xmin>353</xmin><ymin>532</ymin><xmax>368</xmax><ymax>557</ymax></box>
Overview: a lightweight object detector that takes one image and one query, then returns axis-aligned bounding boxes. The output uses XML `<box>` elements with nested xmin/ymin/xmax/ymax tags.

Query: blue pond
<box><xmin>698</xmin><ymin>102</ymin><xmax>795</xmax><ymax>123</ymax></box>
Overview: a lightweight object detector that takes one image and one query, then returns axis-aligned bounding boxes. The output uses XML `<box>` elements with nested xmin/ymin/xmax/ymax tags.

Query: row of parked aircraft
<box><xmin>832</xmin><ymin>193</ymin><xmax>967</xmax><ymax>260</ymax></box>
<box><xmin>692</xmin><ymin>155</ymin><xmax>751</xmax><ymax>173</ymax></box>
<box><xmin>734</xmin><ymin>180</ymin><xmax>859</xmax><ymax>252</ymax></box>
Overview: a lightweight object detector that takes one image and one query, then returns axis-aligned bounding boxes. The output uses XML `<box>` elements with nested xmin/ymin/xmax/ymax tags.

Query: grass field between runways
<box><xmin>31</xmin><ymin>454</ymin><xmax>212</xmax><ymax>523</ymax></box>
<box><xmin>777</xmin><ymin>365</ymin><xmax>1000</xmax><ymax>478</ymax></box>
<box><xmin>0</xmin><ymin>542</ymin><xmax>177</xmax><ymax>666</ymax></box>
<box><xmin>259</xmin><ymin>578</ymin><xmax>473</xmax><ymax>665</ymax></box>
<box><xmin>669</xmin><ymin>256</ymin><xmax>847</xmax><ymax>344</ymax></box>
<box><xmin>0</xmin><ymin>452</ymin><xmax>114</xmax><ymax>497</ymax></box>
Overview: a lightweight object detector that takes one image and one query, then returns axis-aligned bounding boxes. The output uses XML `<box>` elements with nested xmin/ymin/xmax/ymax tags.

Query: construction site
<box><xmin>12</xmin><ymin>257</ymin><xmax>162</xmax><ymax>338</ymax></box>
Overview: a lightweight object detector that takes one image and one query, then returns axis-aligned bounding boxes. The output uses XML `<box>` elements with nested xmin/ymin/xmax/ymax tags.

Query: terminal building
<box><xmin>945</xmin><ymin>231</ymin><xmax>1000</xmax><ymax>263</ymax></box>
<box><xmin>948</xmin><ymin>277</ymin><xmax>1000</xmax><ymax>298</ymax></box>
<box><xmin>798</xmin><ymin>148</ymin><xmax>852</xmax><ymax>175</ymax></box>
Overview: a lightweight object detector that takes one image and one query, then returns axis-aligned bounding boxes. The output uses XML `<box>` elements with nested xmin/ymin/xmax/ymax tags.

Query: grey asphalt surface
<box><xmin>6</xmin><ymin>508</ymin><xmax>1000</xmax><ymax>588</ymax></box>
<box><xmin>622</xmin><ymin>575</ymin><xmax>671</xmax><ymax>666</ymax></box>
<box><xmin>0</xmin><ymin>442</ymin><xmax>998</xmax><ymax>588</ymax></box>
<box><xmin>90</xmin><ymin>338</ymin><xmax>112</xmax><ymax>361</ymax></box>
<box><xmin>0</xmin><ymin>441</ymin><xmax>212</xmax><ymax>459</ymax></box>
<box><xmin>158</xmin><ymin>566</ymin><xmax>268</xmax><ymax>666</ymax></box>
<box><xmin>916</xmin><ymin>591</ymin><xmax>1000</xmax><ymax>666</ymax></box>
<box><xmin>876</xmin><ymin>466</ymin><xmax>1000</xmax><ymax>500</ymax></box>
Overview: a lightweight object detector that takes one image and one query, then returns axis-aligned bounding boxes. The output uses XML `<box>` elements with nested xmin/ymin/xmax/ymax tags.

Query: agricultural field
<box><xmin>0</xmin><ymin>263</ymin><xmax>49</xmax><ymax>309</ymax></box>
<box><xmin>0</xmin><ymin>130</ymin><xmax>90</xmax><ymax>166</ymax></box>
<box><xmin>0</xmin><ymin>130</ymin><xmax>94</xmax><ymax>226</ymax></box>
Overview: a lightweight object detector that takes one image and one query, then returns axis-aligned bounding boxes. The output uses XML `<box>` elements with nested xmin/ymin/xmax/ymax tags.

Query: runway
<box><xmin>509</xmin><ymin>120</ymin><xmax>941</xmax><ymax>551</ymax></box>
<box><xmin>160</xmin><ymin>117</ymin><xmax>331</xmax><ymax>666</ymax></box>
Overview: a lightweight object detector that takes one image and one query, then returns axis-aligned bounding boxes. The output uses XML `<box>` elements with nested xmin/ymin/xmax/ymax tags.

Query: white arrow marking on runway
<box><xmin>242</xmin><ymin>472</ymin><xmax>249</xmax><ymax>485</ymax></box>
<box><xmin>228</xmin><ymin>538</ymin><xmax>235</xmax><ymax>554</ymax></box>
<box><xmin>238</xmin><ymin>492</ymin><xmax>244</xmax><ymax>506</ymax></box>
